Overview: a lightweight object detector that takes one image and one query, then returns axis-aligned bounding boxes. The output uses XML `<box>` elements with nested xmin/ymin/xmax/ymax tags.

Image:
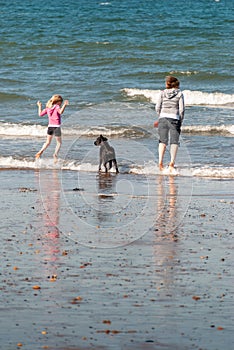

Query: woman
<box><xmin>155</xmin><ymin>76</ymin><xmax>185</xmax><ymax>171</ymax></box>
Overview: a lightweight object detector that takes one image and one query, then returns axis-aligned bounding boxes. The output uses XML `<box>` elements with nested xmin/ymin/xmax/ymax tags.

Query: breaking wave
<box><xmin>0</xmin><ymin>156</ymin><xmax>233</xmax><ymax>179</ymax></box>
<box><xmin>0</xmin><ymin>122</ymin><xmax>233</xmax><ymax>138</ymax></box>
<box><xmin>123</xmin><ymin>88</ymin><xmax>234</xmax><ymax>107</ymax></box>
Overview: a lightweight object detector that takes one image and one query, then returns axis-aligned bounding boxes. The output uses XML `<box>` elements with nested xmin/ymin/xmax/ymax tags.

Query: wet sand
<box><xmin>0</xmin><ymin>169</ymin><xmax>233</xmax><ymax>350</ymax></box>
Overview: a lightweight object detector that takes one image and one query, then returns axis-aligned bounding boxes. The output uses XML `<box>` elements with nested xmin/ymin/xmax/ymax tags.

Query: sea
<box><xmin>0</xmin><ymin>0</ymin><xmax>233</xmax><ymax>178</ymax></box>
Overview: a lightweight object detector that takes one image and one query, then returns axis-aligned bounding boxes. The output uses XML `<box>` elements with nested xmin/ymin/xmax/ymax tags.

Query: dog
<box><xmin>94</xmin><ymin>135</ymin><xmax>119</xmax><ymax>173</ymax></box>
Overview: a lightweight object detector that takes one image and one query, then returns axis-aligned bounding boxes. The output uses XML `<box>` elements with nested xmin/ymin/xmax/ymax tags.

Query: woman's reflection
<box><xmin>153</xmin><ymin>175</ymin><xmax>181</xmax><ymax>289</ymax></box>
<box><xmin>157</xmin><ymin>175</ymin><xmax>179</xmax><ymax>239</ymax></box>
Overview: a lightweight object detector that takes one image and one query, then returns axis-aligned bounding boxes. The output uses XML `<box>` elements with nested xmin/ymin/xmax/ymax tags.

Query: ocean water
<box><xmin>0</xmin><ymin>0</ymin><xmax>233</xmax><ymax>177</ymax></box>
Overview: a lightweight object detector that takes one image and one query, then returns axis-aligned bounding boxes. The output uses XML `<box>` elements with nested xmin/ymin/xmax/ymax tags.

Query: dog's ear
<box><xmin>100</xmin><ymin>135</ymin><xmax>108</xmax><ymax>141</ymax></box>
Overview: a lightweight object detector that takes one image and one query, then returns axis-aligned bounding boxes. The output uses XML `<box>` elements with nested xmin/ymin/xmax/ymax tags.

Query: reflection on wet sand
<box><xmin>96</xmin><ymin>172</ymin><xmax>117</xmax><ymax>225</ymax></box>
<box><xmin>97</xmin><ymin>172</ymin><xmax>117</xmax><ymax>199</ymax></box>
<box><xmin>157</xmin><ymin>175</ymin><xmax>179</xmax><ymax>239</ymax></box>
<box><xmin>154</xmin><ymin>175</ymin><xmax>181</xmax><ymax>291</ymax></box>
<box><xmin>35</xmin><ymin>170</ymin><xmax>61</xmax><ymax>272</ymax></box>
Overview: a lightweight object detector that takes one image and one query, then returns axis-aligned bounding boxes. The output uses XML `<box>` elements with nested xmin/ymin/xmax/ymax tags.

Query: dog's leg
<box><xmin>113</xmin><ymin>159</ymin><xmax>119</xmax><ymax>173</ymax></box>
<box><xmin>104</xmin><ymin>160</ymin><xmax>113</xmax><ymax>173</ymax></box>
<box><xmin>98</xmin><ymin>162</ymin><xmax>102</xmax><ymax>172</ymax></box>
<box><xmin>99</xmin><ymin>149</ymin><xmax>102</xmax><ymax>172</ymax></box>
<box><xmin>98</xmin><ymin>160</ymin><xmax>102</xmax><ymax>172</ymax></box>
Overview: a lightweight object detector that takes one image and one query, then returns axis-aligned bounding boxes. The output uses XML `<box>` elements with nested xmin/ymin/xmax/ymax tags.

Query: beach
<box><xmin>0</xmin><ymin>0</ymin><xmax>233</xmax><ymax>348</ymax></box>
<box><xmin>0</xmin><ymin>168</ymin><xmax>233</xmax><ymax>350</ymax></box>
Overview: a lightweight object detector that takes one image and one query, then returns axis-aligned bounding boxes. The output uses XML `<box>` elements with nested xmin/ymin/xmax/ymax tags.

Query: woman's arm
<box><xmin>179</xmin><ymin>94</ymin><xmax>185</xmax><ymax>123</ymax></box>
<box><xmin>156</xmin><ymin>91</ymin><xmax>163</xmax><ymax>116</ymax></box>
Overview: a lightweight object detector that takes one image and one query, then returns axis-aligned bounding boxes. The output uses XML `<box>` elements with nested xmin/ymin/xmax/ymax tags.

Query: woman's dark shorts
<box><xmin>47</xmin><ymin>127</ymin><xmax>61</xmax><ymax>137</ymax></box>
<box><xmin>158</xmin><ymin>118</ymin><xmax>181</xmax><ymax>145</ymax></box>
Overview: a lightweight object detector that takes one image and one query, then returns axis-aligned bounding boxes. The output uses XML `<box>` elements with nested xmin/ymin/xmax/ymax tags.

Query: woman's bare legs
<box><xmin>158</xmin><ymin>142</ymin><xmax>166</xmax><ymax>171</ymax></box>
<box><xmin>169</xmin><ymin>144</ymin><xmax>178</xmax><ymax>169</ymax></box>
<box><xmin>35</xmin><ymin>135</ymin><xmax>53</xmax><ymax>158</ymax></box>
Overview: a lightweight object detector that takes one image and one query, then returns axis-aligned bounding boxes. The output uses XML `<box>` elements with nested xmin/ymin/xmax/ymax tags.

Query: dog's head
<box><xmin>94</xmin><ymin>134</ymin><xmax>108</xmax><ymax>146</ymax></box>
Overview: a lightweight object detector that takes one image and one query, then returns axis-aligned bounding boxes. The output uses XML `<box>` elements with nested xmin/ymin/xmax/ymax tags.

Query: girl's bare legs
<box><xmin>53</xmin><ymin>136</ymin><xmax>62</xmax><ymax>163</ymax></box>
<box><xmin>169</xmin><ymin>144</ymin><xmax>178</xmax><ymax>169</ymax></box>
<box><xmin>158</xmin><ymin>142</ymin><xmax>166</xmax><ymax>171</ymax></box>
<box><xmin>35</xmin><ymin>135</ymin><xmax>53</xmax><ymax>158</ymax></box>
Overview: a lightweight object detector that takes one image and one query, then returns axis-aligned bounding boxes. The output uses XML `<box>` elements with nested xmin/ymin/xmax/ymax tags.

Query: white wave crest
<box><xmin>0</xmin><ymin>156</ymin><xmax>39</xmax><ymax>170</ymax></box>
<box><xmin>0</xmin><ymin>123</ymin><xmax>46</xmax><ymax>137</ymax></box>
<box><xmin>182</xmin><ymin>124</ymin><xmax>234</xmax><ymax>135</ymax></box>
<box><xmin>0</xmin><ymin>122</ymin><xmax>149</xmax><ymax>139</ymax></box>
<box><xmin>0</xmin><ymin>122</ymin><xmax>233</xmax><ymax>139</ymax></box>
<box><xmin>123</xmin><ymin>88</ymin><xmax>234</xmax><ymax>106</ymax></box>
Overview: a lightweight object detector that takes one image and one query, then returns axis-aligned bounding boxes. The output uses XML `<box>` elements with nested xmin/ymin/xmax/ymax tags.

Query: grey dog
<box><xmin>94</xmin><ymin>135</ymin><xmax>119</xmax><ymax>173</ymax></box>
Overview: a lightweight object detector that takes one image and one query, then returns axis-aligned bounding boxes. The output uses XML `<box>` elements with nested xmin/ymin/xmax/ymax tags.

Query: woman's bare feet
<box><xmin>159</xmin><ymin>163</ymin><xmax>164</xmax><ymax>171</ymax></box>
<box><xmin>169</xmin><ymin>162</ymin><xmax>174</xmax><ymax>171</ymax></box>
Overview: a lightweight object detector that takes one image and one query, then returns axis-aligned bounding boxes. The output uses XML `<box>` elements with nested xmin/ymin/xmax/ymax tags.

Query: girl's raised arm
<box><xmin>60</xmin><ymin>100</ymin><xmax>69</xmax><ymax>114</ymax></box>
<box><xmin>37</xmin><ymin>101</ymin><xmax>42</xmax><ymax>116</ymax></box>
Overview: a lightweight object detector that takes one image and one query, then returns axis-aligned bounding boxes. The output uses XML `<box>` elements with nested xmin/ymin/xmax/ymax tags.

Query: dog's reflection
<box><xmin>96</xmin><ymin>172</ymin><xmax>117</xmax><ymax>200</ymax></box>
<box><xmin>95</xmin><ymin>173</ymin><xmax>118</xmax><ymax>225</ymax></box>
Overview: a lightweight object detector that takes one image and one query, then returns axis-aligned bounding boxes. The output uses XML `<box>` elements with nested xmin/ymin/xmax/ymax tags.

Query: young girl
<box><xmin>155</xmin><ymin>76</ymin><xmax>185</xmax><ymax>171</ymax></box>
<box><xmin>35</xmin><ymin>94</ymin><xmax>69</xmax><ymax>162</ymax></box>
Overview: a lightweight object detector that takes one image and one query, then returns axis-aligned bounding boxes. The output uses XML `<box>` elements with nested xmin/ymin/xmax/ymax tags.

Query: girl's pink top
<box><xmin>40</xmin><ymin>104</ymin><xmax>61</xmax><ymax>127</ymax></box>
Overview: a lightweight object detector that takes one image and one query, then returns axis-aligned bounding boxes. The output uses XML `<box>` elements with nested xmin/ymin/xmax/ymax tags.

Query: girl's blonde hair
<box><xmin>46</xmin><ymin>94</ymin><xmax>63</xmax><ymax>108</ymax></box>
<box><xmin>165</xmin><ymin>76</ymin><xmax>180</xmax><ymax>89</ymax></box>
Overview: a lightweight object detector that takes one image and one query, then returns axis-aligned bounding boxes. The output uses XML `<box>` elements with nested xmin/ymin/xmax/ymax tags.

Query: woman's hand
<box><xmin>154</xmin><ymin>120</ymin><xmax>159</xmax><ymax>128</ymax></box>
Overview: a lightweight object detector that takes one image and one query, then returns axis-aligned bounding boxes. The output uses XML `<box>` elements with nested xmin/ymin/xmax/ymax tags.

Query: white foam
<box><xmin>192</xmin><ymin>166</ymin><xmax>234</xmax><ymax>178</ymax></box>
<box><xmin>123</xmin><ymin>88</ymin><xmax>234</xmax><ymax>106</ymax></box>
<box><xmin>182</xmin><ymin>124</ymin><xmax>234</xmax><ymax>135</ymax></box>
<box><xmin>0</xmin><ymin>123</ymin><xmax>45</xmax><ymax>137</ymax></box>
<box><xmin>0</xmin><ymin>156</ymin><xmax>38</xmax><ymax>169</ymax></box>
<box><xmin>62</xmin><ymin>161</ymin><xmax>97</xmax><ymax>172</ymax></box>
<box><xmin>129</xmin><ymin>162</ymin><xmax>234</xmax><ymax>178</ymax></box>
<box><xmin>129</xmin><ymin>162</ymin><xmax>193</xmax><ymax>177</ymax></box>
<box><xmin>0</xmin><ymin>156</ymin><xmax>233</xmax><ymax>178</ymax></box>
<box><xmin>0</xmin><ymin>122</ymin><xmax>148</xmax><ymax>138</ymax></box>
<box><xmin>0</xmin><ymin>122</ymin><xmax>233</xmax><ymax>139</ymax></box>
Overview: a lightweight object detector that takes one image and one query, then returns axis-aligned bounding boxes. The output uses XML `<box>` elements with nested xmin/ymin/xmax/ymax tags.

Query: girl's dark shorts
<box><xmin>158</xmin><ymin>118</ymin><xmax>181</xmax><ymax>145</ymax></box>
<box><xmin>47</xmin><ymin>127</ymin><xmax>61</xmax><ymax>137</ymax></box>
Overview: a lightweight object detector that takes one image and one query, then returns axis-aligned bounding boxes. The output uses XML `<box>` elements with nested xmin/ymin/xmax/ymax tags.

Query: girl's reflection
<box><xmin>36</xmin><ymin>170</ymin><xmax>61</xmax><ymax>270</ymax></box>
